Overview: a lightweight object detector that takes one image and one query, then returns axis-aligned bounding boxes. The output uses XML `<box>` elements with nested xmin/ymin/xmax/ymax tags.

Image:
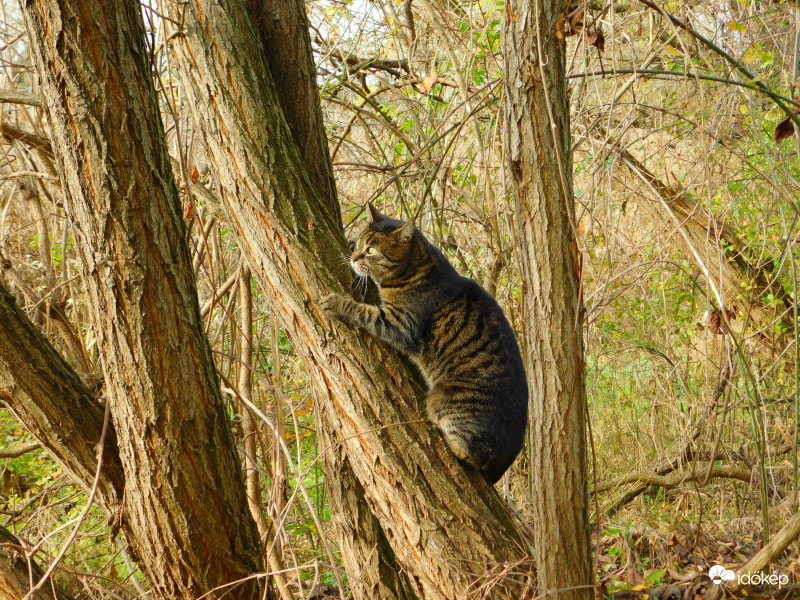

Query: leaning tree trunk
<box><xmin>247</xmin><ymin>2</ymin><xmax>414</xmax><ymax>597</ymax></box>
<box><xmin>21</xmin><ymin>1</ymin><xmax>266</xmax><ymax>599</ymax></box>
<box><xmin>248</xmin><ymin>0</ymin><xmax>338</xmax><ymax>216</ymax></box>
<box><xmin>166</xmin><ymin>0</ymin><xmax>535</xmax><ymax>598</ymax></box>
<box><xmin>0</xmin><ymin>282</ymin><xmax>124</xmax><ymax>514</ymax></box>
<box><xmin>504</xmin><ymin>0</ymin><xmax>593</xmax><ymax>599</ymax></box>
<box><xmin>0</xmin><ymin>281</ymin><xmax>131</xmax><ymax>598</ymax></box>
<box><xmin>615</xmin><ymin>145</ymin><xmax>791</xmax><ymax>356</ymax></box>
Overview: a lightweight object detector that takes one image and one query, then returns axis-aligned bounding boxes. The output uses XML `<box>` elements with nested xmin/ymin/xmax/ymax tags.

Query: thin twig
<box><xmin>24</xmin><ymin>401</ymin><xmax>110</xmax><ymax>600</ymax></box>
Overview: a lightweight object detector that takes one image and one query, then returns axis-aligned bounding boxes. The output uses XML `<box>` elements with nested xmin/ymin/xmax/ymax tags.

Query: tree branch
<box><xmin>0</xmin><ymin>281</ymin><xmax>124</xmax><ymax>514</ymax></box>
<box><xmin>635</xmin><ymin>0</ymin><xmax>800</xmax><ymax>128</ymax></box>
<box><xmin>0</xmin><ymin>90</ymin><xmax>43</xmax><ymax>107</ymax></box>
<box><xmin>595</xmin><ymin>463</ymin><xmax>751</xmax><ymax>494</ymax></box>
<box><xmin>0</xmin><ymin>122</ymin><xmax>52</xmax><ymax>154</ymax></box>
<box><xmin>568</xmin><ymin>69</ymin><xmax>800</xmax><ymax>110</ymax></box>
<box><xmin>0</xmin><ymin>442</ymin><xmax>40</xmax><ymax>459</ymax></box>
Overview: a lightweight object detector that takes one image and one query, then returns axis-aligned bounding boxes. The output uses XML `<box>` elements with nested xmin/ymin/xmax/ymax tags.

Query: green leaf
<box><xmin>646</xmin><ymin>568</ymin><xmax>667</xmax><ymax>586</ymax></box>
<box><xmin>729</xmin><ymin>21</ymin><xmax>747</xmax><ymax>33</ymax></box>
<box><xmin>742</xmin><ymin>47</ymin><xmax>759</xmax><ymax>65</ymax></box>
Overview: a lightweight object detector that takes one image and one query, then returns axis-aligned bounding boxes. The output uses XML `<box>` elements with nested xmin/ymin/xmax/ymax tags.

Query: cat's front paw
<box><xmin>320</xmin><ymin>293</ymin><xmax>349</xmax><ymax>320</ymax></box>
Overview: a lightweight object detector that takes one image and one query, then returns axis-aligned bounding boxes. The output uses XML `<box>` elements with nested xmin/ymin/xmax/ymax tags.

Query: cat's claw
<box><xmin>320</xmin><ymin>293</ymin><xmax>346</xmax><ymax>319</ymax></box>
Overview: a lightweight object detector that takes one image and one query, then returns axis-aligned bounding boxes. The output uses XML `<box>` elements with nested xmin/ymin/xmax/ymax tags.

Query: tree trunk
<box><xmin>246</xmin><ymin>3</ymin><xmax>416</xmax><ymax>597</ymax></box>
<box><xmin>0</xmin><ymin>281</ymin><xmax>124</xmax><ymax>515</ymax></box>
<box><xmin>248</xmin><ymin>0</ymin><xmax>338</xmax><ymax>216</ymax></box>
<box><xmin>0</xmin><ymin>280</ymin><xmax>129</xmax><ymax>596</ymax></box>
<box><xmin>166</xmin><ymin>1</ymin><xmax>535</xmax><ymax>597</ymax></box>
<box><xmin>504</xmin><ymin>1</ymin><xmax>593</xmax><ymax>598</ymax></box>
<box><xmin>317</xmin><ymin>429</ymin><xmax>419</xmax><ymax>600</ymax></box>
<box><xmin>21</xmin><ymin>1</ymin><xmax>265</xmax><ymax>599</ymax></box>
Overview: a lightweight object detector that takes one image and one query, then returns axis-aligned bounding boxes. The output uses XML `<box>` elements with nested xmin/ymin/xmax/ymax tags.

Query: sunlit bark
<box><xmin>167</xmin><ymin>0</ymin><xmax>535</xmax><ymax>597</ymax></box>
<box><xmin>22</xmin><ymin>1</ymin><xmax>266</xmax><ymax>598</ymax></box>
<box><xmin>504</xmin><ymin>0</ymin><xmax>593</xmax><ymax>597</ymax></box>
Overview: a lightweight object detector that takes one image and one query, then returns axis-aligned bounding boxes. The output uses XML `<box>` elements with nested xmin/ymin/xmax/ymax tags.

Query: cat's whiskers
<box><xmin>351</xmin><ymin>272</ymin><xmax>369</xmax><ymax>301</ymax></box>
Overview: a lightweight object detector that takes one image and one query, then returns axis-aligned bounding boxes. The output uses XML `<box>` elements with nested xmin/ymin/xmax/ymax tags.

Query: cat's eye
<box><xmin>365</xmin><ymin>246</ymin><xmax>377</xmax><ymax>256</ymax></box>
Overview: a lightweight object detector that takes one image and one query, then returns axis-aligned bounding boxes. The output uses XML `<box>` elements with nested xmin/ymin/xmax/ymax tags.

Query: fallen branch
<box><xmin>594</xmin><ymin>462</ymin><xmax>751</xmax><ymax>495</ymax></box>
<box><xmin>598</xmin><ymin>358</ymin><xmax>734</xmax><ymax>515</ymax></box>
<box><xmin>728</xmin><ymin>510</ymin><xmax>800</xmax><ymax>593</ymax></box>
<box><xmin>612</xmin><ymin>140</ymin><xmax>792</xmax><ymax>359</ymax></box>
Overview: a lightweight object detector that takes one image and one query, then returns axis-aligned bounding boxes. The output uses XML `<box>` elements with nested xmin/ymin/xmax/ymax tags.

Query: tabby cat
<box><xmin>321</xmin><ymin>203</ymin><xmax>528</xmax><ymax>484</ymax></box>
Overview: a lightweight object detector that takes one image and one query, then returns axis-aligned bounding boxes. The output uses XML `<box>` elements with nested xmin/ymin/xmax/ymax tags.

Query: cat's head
<box><xmin>348</xmin><ymin>203</ymin><xmax>415</xmax><ymax>283</ymax></box>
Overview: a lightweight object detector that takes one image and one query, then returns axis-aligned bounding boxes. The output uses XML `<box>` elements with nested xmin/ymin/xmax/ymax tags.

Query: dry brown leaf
<box><xmin>419</xmin><ymin>73</ymin><xmax>438</xmax><ymax>93</ymax></box>
<box><xmin>707</xmin><ymin>307</ymin><xmax>736</xmax><ymax>335</ymax></box>
<box><xmin>624</xmin><ymin>567</ymin><xmax>646</xmax><ymax>586</ymax></box>
<box><xmin>775</xmin><ymin>116</ymin><xmax>795</xmax><ymax>143</ymax></box>
<box><xmin>587</xmin><ymin>28</ymin><xmax>605</xmax><ymax>53</ymax></box>
<box><xmin>708</xmin><ymin>311</ymin><xmax>723</xmax><ymax>334</ymax></box>
<box><xmin>183</xmin><ymin>198</ymin><xmax>194</xmax><ymax>221</ymax></box>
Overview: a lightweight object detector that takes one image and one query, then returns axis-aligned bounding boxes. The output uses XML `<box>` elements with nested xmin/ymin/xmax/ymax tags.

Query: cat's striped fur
<box><xmin>321</xmin><ymin>203</ymin><xmax>528</xmax><ymax>484</ymax></box>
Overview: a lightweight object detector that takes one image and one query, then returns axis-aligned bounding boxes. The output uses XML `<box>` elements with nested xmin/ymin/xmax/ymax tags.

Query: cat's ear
<box><xmin>366</xmin><ymin>202</ymin><xmax>387</xmax><ymax>223</ymax></box>
<box><xmin>395</xmin><ymin>219</ymin><xmax>415</xmax><ymax>242</ymax></box>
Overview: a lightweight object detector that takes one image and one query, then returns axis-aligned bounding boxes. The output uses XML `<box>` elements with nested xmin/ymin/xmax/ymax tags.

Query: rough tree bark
<box><xmin>504</xmin><ymin>0</ymin><xmax>593</xmax><ymax>598</ymax></box>
<box><xmin>246</xmin><ymin>2</ymin><xmax>415</xmax><ymax>598</ymax></box>
<box><xmin>22</xmin><ymin>1</ymin><xmax>265</xmax><ymax>599</ymax></box>
<box><xmin>248</xmin><ymin>0</ymin><xmax>338</xmax><ymax>216</ymax></box>
<box><xmin>166</xmin><ymin>0</ymin><xmax>535</xmax><ymax>598</ymax></box>
<box><xmin>0</xmin><ymin>280</ymin><xmax>129</xmax><ymax>597</ymax></box>
<box><xmin>0</xmin><ymin>282</ymin><xmax>124</xmax><ymax>514</ymax></box>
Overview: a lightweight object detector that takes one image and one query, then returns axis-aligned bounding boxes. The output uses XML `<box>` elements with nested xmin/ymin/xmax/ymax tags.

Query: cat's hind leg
<box><xmin>426</xmin><ymin>386</ymin><xmax>494</xmax><ymax>478</ymax></box>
